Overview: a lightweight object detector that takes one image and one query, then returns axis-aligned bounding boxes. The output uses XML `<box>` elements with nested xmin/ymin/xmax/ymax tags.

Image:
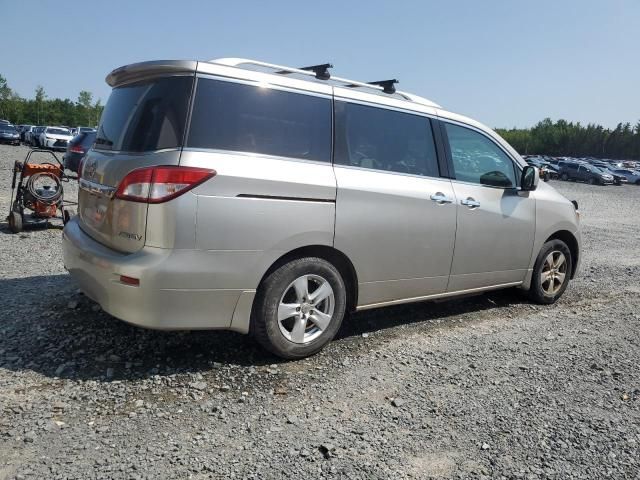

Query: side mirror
<box><xmin>521</xmin><ymin>165</ymin><xmax>539</xmax><ymax>191</ymax></box>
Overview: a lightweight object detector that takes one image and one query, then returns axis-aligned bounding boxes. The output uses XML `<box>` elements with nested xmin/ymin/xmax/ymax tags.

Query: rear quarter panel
<box><xmin>179</xmin><ymin>150</ymin><xmax>337</xmax><ymax>289</ymax></box>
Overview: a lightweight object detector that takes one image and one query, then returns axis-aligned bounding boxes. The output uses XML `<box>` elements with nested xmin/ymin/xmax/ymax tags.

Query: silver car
<box><xmin>63</xmin><ymin>58</ymin><xmax>582</xmax><ymax>359</ymax></box>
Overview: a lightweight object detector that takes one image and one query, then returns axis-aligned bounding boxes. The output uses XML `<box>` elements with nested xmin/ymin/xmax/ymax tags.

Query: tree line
<box><xmin>0</xmin><ymin>74</ymin><xmax>104</xmax><ymax>128</ymax></box>
<box><xmin>496</xmin><ymin>118</ymin><xmax>640</xmax><ymax>160</ymax></box>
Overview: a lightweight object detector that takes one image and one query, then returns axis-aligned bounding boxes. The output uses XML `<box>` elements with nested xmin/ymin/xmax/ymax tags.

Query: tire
<box><xmin>251</xmin><ymin>257</ymin><xmax>347</xmax><ymax>359</ymax></box>
<box><xmin>527</xmin><ymin>239</ymin><xmax>572</xmax><ymax>304</ymax></box>
<box><xmin>8</xmin><ymin>211</ymin><xmax>23</xmax><ymax>233</ymax></box>
<box><xmin>588</xmin><ymin>177</ymin><xmax>595</xmax><ymax>185</ymax></box>
<box><xmin>560</xmin><ymin>173</ymin><xmax>568</xmax><ymax>181</ymax></box>
<box><xmin>635</xmin><ymin>180</ymin><xmax>640</xmax><ymax>186</ymax></box>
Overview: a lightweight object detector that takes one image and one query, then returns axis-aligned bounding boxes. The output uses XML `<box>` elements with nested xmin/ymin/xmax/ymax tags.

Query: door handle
<box><xmin>461</xmin><ymin>197</ymin><xmax>481</xmax><ymax>208</ymax></box>
<box><xmin>430</xmin><ymin>192</ymin><xmax>453</xmax><ymax>204</ymax></box>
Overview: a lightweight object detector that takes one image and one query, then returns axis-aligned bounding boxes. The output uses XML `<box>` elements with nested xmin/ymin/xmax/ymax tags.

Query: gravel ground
<box><xmin>0</xmin><ymin>143</ymin><xmax>638</xmax><ymax>480</ymax></box>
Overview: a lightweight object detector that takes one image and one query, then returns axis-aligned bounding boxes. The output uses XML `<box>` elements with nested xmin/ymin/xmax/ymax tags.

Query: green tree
<box><xmin>35</xmin><ymin>85</ymin><xmax>46</xmax><ymax>124</ymax></box>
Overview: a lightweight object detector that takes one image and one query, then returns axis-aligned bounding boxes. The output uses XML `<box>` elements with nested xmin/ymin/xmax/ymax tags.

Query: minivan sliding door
<box><xmin>333</xmin><ymin>100</ymin><xmax>457</xmax><ymax>308</ymax></box>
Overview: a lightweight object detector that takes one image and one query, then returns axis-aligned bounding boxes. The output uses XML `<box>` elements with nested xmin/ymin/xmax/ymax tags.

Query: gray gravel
<box><xmin>1</xmin><ymin>143</ymin><xmax>639</xmax><ymax>479</ymax></box>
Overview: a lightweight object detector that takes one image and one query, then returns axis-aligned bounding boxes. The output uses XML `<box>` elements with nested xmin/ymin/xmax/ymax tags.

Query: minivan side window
<box><xmin>444</xmin><ymin>123</ymin><xmax>517</xmax><ymax>188</ymax></box>
<box><xmin>187</xmin><ymin>78</ymin><xmax>332</xmax><ymax>162</ymax></box>
<box><xmin>334</xmin><ymin>101</ymin><xmax>439</xmax><ymax>178</ymax></box>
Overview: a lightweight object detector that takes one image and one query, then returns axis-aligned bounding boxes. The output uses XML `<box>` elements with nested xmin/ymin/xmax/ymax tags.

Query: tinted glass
<box><xmin>187</xmin><ymin>79</ymin><xmax>331</xmax><ymax>162</ymax></box>
<box><xmin>0</xmin><ymin>124</ymin><xmax>16</xmax><ymax>132</ymax></box>
<box><xmin>334</xmin><ymin>101</ymin><xmax>439</xmax><ymax>177</ymax></box>
<box><xmin>445</xmin><ymin>123</ymin><xmax>516</xmax><ymax>187</ymax></box>
<box><xmin>95</xmin><ymin>76</ymin><xmax>193</xmax><ymax>152</ymax></box>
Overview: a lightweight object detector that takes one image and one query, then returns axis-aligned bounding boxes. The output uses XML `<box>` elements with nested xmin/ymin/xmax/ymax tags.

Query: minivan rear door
<box><xmin>78</xmin><ymin>75</ymin><xmax>194</xmax><ymax>253</ymax></box>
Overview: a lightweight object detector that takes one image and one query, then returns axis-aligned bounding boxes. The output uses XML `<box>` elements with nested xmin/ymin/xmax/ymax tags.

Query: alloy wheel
<box><xmin>277</xmin><ymin>274</ymin><xmax>335</xmax><ymax>344</ymax></box>
<box><xmin>540</xmin><ymin>251</ymin><xmax>567</xmax><ymax>295</ymax></box>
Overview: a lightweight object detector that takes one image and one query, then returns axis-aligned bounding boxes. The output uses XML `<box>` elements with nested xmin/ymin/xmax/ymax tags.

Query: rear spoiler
<box><xmin>106</xmin><ymin>60</ymin><xmax>198</xmax><ymax>87</ymax></box>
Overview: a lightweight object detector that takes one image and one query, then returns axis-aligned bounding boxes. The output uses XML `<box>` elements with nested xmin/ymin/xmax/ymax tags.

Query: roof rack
<box><xmin>367</xmin><ymin>79</ymin><xmax>398</xmax><ymax>94</ymax></box>
<box><xmin>209</xmin><ymin>58</ymin><xmax>441</xmax><ymax>108</ymax></box>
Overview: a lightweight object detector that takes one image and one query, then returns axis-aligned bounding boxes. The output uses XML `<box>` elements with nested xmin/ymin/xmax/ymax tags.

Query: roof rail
<box><xmin>209</xmin><ymin>58</ymin><xmax>441</xmax><ymax>108</ymax></box>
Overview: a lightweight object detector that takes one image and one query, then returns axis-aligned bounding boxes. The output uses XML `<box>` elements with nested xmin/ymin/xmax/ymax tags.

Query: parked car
<box><xmin>611</xmin><ymin>169</ymin><xmax>640</xmax><ymax>185</ymax></box>
<box><xmin>16</xmin><ymin>124</ymin><xmax>29</xmax><ymax>142</ymax></box>
<box><xmin>63</xmin><ymin>130</ymin><xmax>96</xmax><ymax>173</ymax></box>
<box><xmin>526</xmin><ymin>158</ymin><xmax>558</xmax><ymax>180</ymax></box>
<box><xmin>602</xmin><ymin>167</ymin><xmax>628</xmax><ymax>185</ymax></box>
<box><xmin>559</xmin><ymin>162</ymin><xmax>613</xmax><ymax>185</ymax></box>
<box><xmin>27</xmin><ymin>126</ymin><xmax>45</xmax><ymax>146</ymax></box>
<box><xmin>62</xmin><ymin>58</ymin><xmax>582</xmax><ymax>359</ymax></box>
<box><xmin>39</xmin><ymin>126</ymin><xmax>74</xmax><ymax>151</ymax></box>
<box><xmin>0</xmin><ymin>119</ymin><xmax>10</xmax><ymax>124</ymax></box>
<box><xmin>0</xmin><ymin>123</ymin><xmax>20</xmax><ymax>145</ymax></box>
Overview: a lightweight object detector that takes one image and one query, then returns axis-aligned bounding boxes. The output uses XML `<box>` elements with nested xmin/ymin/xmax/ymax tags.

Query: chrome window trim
<box><xmin>91</xmin><ymin>147</ymin><xmax>182</xmax><ymax>155</ymax></box>
<box><xmin>181</xmin><ymin>147</ymin><xmax>334</xmax><ymax>166</ymax></box>
<box><xmin>332</xmin><ymin>163</ymin><xmax>452</xmax><ymax>184</ymax></box>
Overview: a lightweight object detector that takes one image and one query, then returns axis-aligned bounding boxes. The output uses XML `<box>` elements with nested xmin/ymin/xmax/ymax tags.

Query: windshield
<box><xmin>79</xmin><ymin>127</ymin><xmax>95</xmax><ymax>133</ymax></box>
<box><xmin>47</xmin><ymin>128</ymin><xmax>70</xmax><ymax>135</ymax></box>
<box><xmin>0</xmin><ymin>124</ymin><xmax>17</xmax><ymax>132</ymax></box>
<box><xmin>95</xmin><ymin>75</ymin><xmax>193</xmax><ymax>152</ymax></box>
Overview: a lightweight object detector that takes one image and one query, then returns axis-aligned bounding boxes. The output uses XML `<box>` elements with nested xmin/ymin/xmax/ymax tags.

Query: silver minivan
<box><xmin>63</xmin><ymin>58</ymin><xmax>581</xmax><ymax>359</ymax></box>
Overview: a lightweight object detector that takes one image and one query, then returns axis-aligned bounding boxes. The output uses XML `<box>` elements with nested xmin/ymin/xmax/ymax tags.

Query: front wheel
<box><xmin>527</xmin><ymin>239</ymin><xmax>572</xmax><ymax>304</ymax></box>
<box><xmin>251</xmin><ymin>257</ymin><xmax>347</xmax><ymax>359</ymax></box>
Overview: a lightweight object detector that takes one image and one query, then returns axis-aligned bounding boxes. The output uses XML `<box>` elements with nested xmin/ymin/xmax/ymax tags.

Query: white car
<box><xmin>39</xmin><ymin>126</ymin><xmax>74</xmax><ymax>150</ymax></box>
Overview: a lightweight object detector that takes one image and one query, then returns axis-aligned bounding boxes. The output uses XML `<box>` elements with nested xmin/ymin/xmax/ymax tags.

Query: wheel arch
<box><xmin>256</xmin><ymin>245</ymin><xmax>359</xmax><ymax>314</ymax></box>
<box><xmin>545</xmin><ymin>230</ymin><xmax>579</xmax><ymax>279</ymax></box>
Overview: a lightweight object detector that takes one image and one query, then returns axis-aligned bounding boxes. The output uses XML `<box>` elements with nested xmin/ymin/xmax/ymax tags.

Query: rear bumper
<box><xmin>62</xmin><ymin>217</ymin><xmax>254</xmax><ymax>332</ymax></box>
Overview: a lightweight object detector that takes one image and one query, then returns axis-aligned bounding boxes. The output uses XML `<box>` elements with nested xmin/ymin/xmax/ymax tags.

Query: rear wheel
<box><xmin>8</xmin><ymin>211</ymin><xmax>23</xmax><ymax>233</ymax></box>
<box><xmin>560</xmin><ymin>173</ymin><xmax>568</xmax><ymax>181</ymax></box>
<box><xmin>527</xmin><ymin>239</ymin><xmax>572</xmax><ymax>304</ymax></box>
<box><xmin>588</xmin><ymin>177</ymin><xmax>595</xmax><ymax>185</ymax></box>
<box><xmin>636</xmin><ymin>180</ymin><xmax>640</xmax><ymax>185</ymax></box>
<box><xmin>251</xmin><ymin>257</ymin><xmax>347</xmax><ymax>359</ymax></box>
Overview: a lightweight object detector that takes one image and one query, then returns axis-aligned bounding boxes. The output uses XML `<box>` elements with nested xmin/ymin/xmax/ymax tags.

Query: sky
<box><xmin>1</xmin><ymin>0</ymin><xmax>639</xmax><ymax>129</ymax></box>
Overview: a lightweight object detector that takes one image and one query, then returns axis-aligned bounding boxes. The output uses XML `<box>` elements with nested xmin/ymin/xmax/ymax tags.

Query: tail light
<box><xmin>69</xmin><ymin>145</ymin><xmax>85</xmax><ymax>154</ymax></box>
<box><xmin>114</xmin><ymin>166</ymin><xmax>216</xmax><ymax>204</ymax></box>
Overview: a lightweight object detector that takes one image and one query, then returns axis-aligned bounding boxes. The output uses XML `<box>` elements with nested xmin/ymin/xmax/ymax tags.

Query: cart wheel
<box><xmin>8</xmin><ymin>211</ymin><xmax>23</xmax><ymax>233</ymax></box>
<box><xmin>63</xmin><ymin>209</ymin><xmax>73</xmax><ymax>225</ymax></box>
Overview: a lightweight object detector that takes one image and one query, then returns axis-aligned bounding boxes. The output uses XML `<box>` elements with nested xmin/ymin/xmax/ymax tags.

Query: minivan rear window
<box><xmin>187</xmin><ymin>78</ymin><xmax>332</xmax><ymax>162</ymax></box>
<box><xmin>95</xmin><ymin>76</ymin><xmax>193</xmax><ymax>152</ymax></box>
